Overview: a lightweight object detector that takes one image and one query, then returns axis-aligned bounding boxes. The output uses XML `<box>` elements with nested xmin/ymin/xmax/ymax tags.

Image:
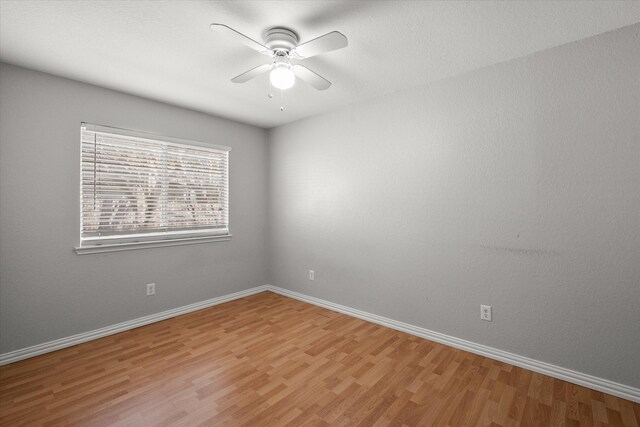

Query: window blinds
<box><xmin>80</xmin><ymin>124</ymin><xmax>229</xmax><ymax>244</ymax></box>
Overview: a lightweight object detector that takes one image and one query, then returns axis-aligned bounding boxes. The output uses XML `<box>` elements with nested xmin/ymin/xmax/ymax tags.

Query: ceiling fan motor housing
<box><xmin>264</xmin><ymin>27</ymin><xmax>299</xmax><ymax>53</ymax></box>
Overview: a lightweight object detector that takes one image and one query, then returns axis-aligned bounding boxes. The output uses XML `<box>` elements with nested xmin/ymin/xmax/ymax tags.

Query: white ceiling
<box><xmin>1</xmin><ymin>1</ymin><xmax>639</xmax><ymax>129</ymax></box>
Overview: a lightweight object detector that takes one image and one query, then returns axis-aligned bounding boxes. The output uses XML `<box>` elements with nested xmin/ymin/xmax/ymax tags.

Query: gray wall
<box><xmin>2</xmin><ymin>24</ymin><xmax>639</xmax><ymax>390</ymax></box>
<box><xmin>0</xmin><ymin>63</ymin><xmax>268</xmax><ymax>354</ymax></box>
<box><xmin>268</xmin><ymin>24</ymin><xmax>640</xmax><ymax>387</ymax></box>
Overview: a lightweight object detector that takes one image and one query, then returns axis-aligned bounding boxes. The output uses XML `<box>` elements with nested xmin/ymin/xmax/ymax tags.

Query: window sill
<box><xmin>74</xmin><ymin>234</ymin><xmax>232</xmax><ymax>255</ymax></box>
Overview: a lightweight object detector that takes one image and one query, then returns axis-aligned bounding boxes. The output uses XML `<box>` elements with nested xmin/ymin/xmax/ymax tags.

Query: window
<box><xmin>76</xmin><ymin>123</ymin><xmax>230</xmax><ymax>254</ymax></box>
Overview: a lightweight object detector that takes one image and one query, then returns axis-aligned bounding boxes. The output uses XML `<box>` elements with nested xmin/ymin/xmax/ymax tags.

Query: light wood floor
<box><xmin>1</xmin><ymin>292</ymin><xmax>638</xmax><ymax>426</ymax></box>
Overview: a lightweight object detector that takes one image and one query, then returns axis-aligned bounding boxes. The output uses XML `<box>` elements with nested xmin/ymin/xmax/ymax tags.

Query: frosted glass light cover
<box><xmin>270</xmin><ymin>66</ymin><xmax>295</xmax><ymax>90</ymax></box>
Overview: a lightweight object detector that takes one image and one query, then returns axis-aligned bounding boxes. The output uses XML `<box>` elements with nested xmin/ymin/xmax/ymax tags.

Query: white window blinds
<box><xmin>80</xmin><ymin>123</ymin><xmax>230</xmax><ymax>246</ymax></box>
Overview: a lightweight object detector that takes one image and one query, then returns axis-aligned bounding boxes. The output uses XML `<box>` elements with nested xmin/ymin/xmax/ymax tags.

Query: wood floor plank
<box><xmin>0</xmin><ymin>291</ymin><xmax>637</xmax><ymax>426</ymax></box>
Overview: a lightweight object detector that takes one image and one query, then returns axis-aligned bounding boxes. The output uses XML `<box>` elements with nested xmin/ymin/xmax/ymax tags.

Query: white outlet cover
<box><xmin>309</xmin><ymin>270</ymin><xmax>315</xmax><ymax>281</ymax></box>
<box><xmin>147</xmin><ymin>283</ymin><xmax>156</xmax><ymax>296</ymax></box>
<box><xmin>481</xmin><ymin>305</ymin><xmax>492</xmax><ymax>321</ymax></box>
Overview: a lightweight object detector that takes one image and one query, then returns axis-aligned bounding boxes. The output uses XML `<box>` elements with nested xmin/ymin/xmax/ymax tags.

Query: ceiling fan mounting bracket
<box><xmin>264</xmin><ymin>27</ymin><xmax>299</xmax><ymax>53</ymax></box>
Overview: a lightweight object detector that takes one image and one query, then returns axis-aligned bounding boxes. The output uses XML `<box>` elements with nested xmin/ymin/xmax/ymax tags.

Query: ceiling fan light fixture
<box><xmin>213</xmin><ymin>24</ymin><xmax>347</xmax><ymax>93</ymax></box>
<box><xmin>270</xmin><ymin>64</ymin><xmax>295</xmax><ymax>90</ymax></box>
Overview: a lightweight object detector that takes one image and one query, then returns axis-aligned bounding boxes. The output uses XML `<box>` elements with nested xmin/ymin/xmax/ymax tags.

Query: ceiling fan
<box><xmin>210</xmin><ymin>24</ymin><xmax>348</xmax><ymax>91</ymax></box>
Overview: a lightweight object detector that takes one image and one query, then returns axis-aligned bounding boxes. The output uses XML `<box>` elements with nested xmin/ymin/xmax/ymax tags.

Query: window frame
<box><xmin>75</xmin><ymin>123</ymin><xmax>231</xmax><ymax>255</ymax></box>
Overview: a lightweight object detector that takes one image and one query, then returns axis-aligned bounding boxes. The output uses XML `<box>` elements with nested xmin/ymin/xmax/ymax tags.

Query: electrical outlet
<box><xmin>480</xmin><ymin>305</ymin><xmax>492</xmax><ymax>321</ymax></box>
<box><xmin>308</xmin><ymin>270</ymin><xmax>315</xmax><ymax>281</ymax></box>
<box><xmin>146</xmin><ymin>283</ymin><xmax>156</xmax><ymax>296</ymax></box>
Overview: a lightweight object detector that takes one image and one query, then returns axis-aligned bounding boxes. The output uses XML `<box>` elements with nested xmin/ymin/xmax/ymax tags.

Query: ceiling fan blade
<box><xmin>293</xmin><ymin>31</ymin><xmax>348</xmax><ymax>59</ymax></box>
<box><xmin>210</xmin><ymin>23</ymin><xmax>271</xmax><ymax>55</ymax></box>
<box><xmin>231</xmin><ymin>64</ymin><xmax>273</xmax><ymax>83</ymax></box>
<box><xmin>292</xmin><ymin>65</ymin><xmax>331</xmax><ymax>91</ymax></box>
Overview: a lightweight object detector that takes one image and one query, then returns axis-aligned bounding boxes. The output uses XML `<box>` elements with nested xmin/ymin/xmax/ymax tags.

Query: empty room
<box><xmin>1</xmin><ymin>1</ymin><xmax>639</xmax><ymax>425</ymax></box>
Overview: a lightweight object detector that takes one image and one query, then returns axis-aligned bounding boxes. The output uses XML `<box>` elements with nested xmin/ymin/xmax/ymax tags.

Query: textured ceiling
<box><xmin>1</xmin><ymin>1</ymin><xmax>639</xmax><ymax>128</ymax></box>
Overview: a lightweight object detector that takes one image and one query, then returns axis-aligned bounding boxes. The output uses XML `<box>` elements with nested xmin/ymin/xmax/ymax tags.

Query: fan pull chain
<box><xmin>266</xmin><ymin>84</ymin><xmax>285</xmax><ymax>112</ymax></box>
<box><xmin>280</xmin><ymin>89</ymin><xmax>285</xmax><ymax>112</ymax></box>
<box><xmin>267</xmin><ymin>74</ymin><xmax>273</xmax><ymax>100</ymax></box>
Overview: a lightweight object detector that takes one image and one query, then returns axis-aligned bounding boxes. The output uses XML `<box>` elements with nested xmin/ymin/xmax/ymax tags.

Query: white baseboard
<box><xmin>2</xmin><ymin>284</ymin><xmax>637</xmax><ymax>403</ymax></box>
<box><xmin>264</xmin><ymin>285</ymin><xmax>640</xmax><ymax>403</ymax></box>
<box><xmin>0</xmin><ymin>285</ymin><xmax>268</xmax><ymax>366</ymax></box>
